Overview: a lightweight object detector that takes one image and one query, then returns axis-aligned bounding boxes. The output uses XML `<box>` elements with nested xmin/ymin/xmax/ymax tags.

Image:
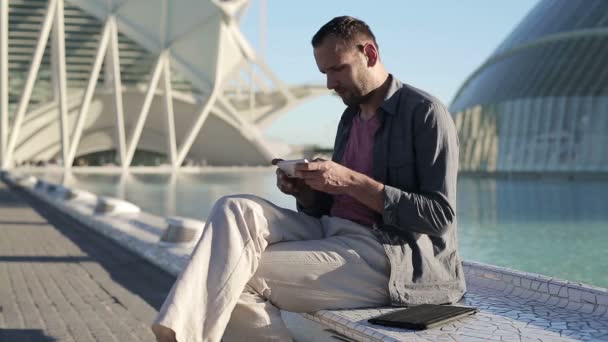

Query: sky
<box><xmin>239</xmin><ymin>1</ymin><xmax>539</xmax><ymax>148</ymax></box>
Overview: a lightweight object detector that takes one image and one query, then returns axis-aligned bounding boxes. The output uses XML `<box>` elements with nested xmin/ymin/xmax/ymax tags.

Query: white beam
<box><xmin>216</xmin><ymin>93</ymin><xmax>247</xmax><ymax>127</ymax></box>
<box><xmin>124</xmin><ymin>53</ymin><xmax>165</xmax><ymax>166</ymax></box>
<box><xmin>52</xmin><ymin>0</ymin><xmax>70</xmax><ymax>169</ymax></box>
<box><xmin>228</xmin><ymin>23</ymin><xmax>256</xmax><ymax>64</ymax></box>
<box><xmin>4</xmin><ymin>0</ymin><xmax>58</xmax><ymax>169</ymax></box>
<box><xmin>0</xmin><ymin>0</ymin><xmax>8</xmax><ymax>165</ymax></box>
<box><xmin>176</xmin><ymin>88</ymin><xmax>219</xmax><ymax>167</ymax></box>
<box><xmin>51</xmin><ymin>26</ymin><xmax>59</xmax><ymax>103</ymax></box>
<box><xmin>67</xmin><ymin>19</ymin><xmax>112</xmax><ymax>167</ymax></box>
<box><xmin>250</xmin><ymin>67</ymin><xmax>270</xmax><ymax>93</ymax></box>
<box><xmin>163</xmin><ymin>57</ymin><xmax>178</xmax><ymax>167</ymax></box>
<box><xmin>230</xmin><ymin>19</ymin><xmax>293</xmax><ymax>103</ymax></box>
<box><xmin>255</xmin><ymin>58</ymin><xmax>296</xmax><ymax>102</ymax></box>
<box><xmin>109</xmin><ymin>17</ymin><xmax>127</xmax><ymax>168</ymax></box>
<box><xmin>175</xmin><ymin>22</ymin><xmax>228</xmax><ymax>167</ymax></box>
<box><xmin>254</xmin><ymin>86</ymin><xmax>329</xmax><ymax>128</ymax></box>
<box><xmin>104</xmin><ymin>48</ymin><xmax>112</xmax><ymax>90</ymax></box>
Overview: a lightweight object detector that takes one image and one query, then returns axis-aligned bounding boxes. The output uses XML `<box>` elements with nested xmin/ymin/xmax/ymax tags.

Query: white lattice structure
<box><xmin>0</xmin><ymin>0</ymin><xmax>327</xmax><ymax>169</ymax></box>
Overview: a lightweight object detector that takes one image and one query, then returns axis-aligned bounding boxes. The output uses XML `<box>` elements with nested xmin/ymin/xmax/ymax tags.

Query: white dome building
<box><xmin>450</xmin><ymin>0</ymin><xmax>608</xmax><ymax>176</ymax></box>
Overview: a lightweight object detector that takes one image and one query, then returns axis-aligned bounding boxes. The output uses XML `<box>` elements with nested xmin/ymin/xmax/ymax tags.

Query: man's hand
<box><xmin>295</xmin><ymin>159</ymin><xmax>355</xmax><ymax>195</ymax></box>
<box><xmin>272</xmin><ymin>159</ymin><xmax>315</xmax><ymax>207</ymax></box>
<box><xmin>296</xmin><ymin>158</ymin><xmax>385</xmax><ymax>213</ymax></box>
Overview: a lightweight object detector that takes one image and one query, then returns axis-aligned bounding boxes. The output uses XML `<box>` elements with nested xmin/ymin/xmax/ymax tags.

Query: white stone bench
<box><xmin>286</xmin><ymin>262</ymin><xmax>608</xmax><ymax>341</ymax></box>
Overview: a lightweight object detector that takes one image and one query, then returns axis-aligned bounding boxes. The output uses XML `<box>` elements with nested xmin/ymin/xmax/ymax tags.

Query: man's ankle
<box><xmin>151</xmin><ymin>323</ymin><xmax>177</xmax><ymax>342</ymax></box>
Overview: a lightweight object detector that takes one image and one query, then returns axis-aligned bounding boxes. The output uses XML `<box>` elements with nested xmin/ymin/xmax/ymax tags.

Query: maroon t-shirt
<box><xmin>330</xmin><ymin>112</ymin><xmax>381</xmax><ymax>226</ymax></box>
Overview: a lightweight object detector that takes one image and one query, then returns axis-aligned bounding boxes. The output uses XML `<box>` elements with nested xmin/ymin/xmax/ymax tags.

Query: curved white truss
<box><xmin>0</xmin><ymin>0</ymin><xmax>328</xmax><ymax>169</ymax></box>
<box><xmin>13</xmin><ymin>88</ymin><xmax>282</xmax><ymax>166</ymax></box>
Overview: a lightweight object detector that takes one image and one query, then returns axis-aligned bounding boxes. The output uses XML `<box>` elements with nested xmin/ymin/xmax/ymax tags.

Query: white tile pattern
<box><xmin>301</xmin><ymin>264</ymin><xmax>608</xmax><ymax>341</ymax></box>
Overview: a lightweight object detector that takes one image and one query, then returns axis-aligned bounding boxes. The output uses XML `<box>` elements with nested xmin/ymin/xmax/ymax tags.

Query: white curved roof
<box><xmin>68</xmin><ymin>0</ymin><xmax>251</xmax><ymax>92</ymax></box>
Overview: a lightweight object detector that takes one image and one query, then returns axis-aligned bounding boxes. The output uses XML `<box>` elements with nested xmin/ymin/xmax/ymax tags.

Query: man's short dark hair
<box><xmin>312</xmin><ymin>16</ymin><xmax>379</xmax><ymax>51</ymax></box>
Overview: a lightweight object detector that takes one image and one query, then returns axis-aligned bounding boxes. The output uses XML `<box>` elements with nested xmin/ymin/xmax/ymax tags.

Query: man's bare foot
<box><xmin>151</xmin><ymin>323</ymin><xmax>177</xmax><ymax>342</ymax></box>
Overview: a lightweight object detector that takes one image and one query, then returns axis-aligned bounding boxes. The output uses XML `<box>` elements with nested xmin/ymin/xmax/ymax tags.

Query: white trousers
<box><xmin>153</xmin><ymin>194</ymin><xmax>390</xmax><ymax>342</ymax></box>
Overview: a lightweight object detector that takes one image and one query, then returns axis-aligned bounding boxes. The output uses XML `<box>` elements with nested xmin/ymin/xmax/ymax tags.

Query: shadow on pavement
<box><xmin>0</xmin><ymin>186</ymin><xmax>30</xmax><ymax>208</ymax></box>
<box><xmin>0</xmin><ymin>329</ymin><xmax>56</xmax><ymax>342</ymax></box>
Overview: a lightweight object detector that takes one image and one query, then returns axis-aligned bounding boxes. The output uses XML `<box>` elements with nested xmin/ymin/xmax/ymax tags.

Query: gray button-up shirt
<box><xmin>299</xmin><ymin>76</ymin><xmax>466</xmax><ymax>305</ymax></box>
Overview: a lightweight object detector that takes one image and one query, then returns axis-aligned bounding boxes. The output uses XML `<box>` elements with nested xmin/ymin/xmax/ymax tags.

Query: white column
<box><xmin>52</xmin><ymin>0</ymin><xmax>70</xmax><ymax>169</ymax></box>
<box><xmin>108</xmin><ymin>17</ymin><xmax>127</xmax><ymax>168</ymax></box>
<box><xmin>163</xmin><ymin>56</ymin><xmax>178</xmax><ymax>167</ymax></box>
<box><xmin>68</xmin><ymin>19</ymin><xmax>112</xmax><ymax>167</ymax></box>
<box><xmin>3</xmin><ymin>0</ymin><xmax>58</xmax><ymax>169</ymax></box>
<box><xmin>124</xmin><ymin>53</ymin><xmax>165</xmax><ymax>167</ymax></box>
<box><xmin>0</xmin><ymin>0</ymin><xmax>8</xmax><ymax>166</ymax></box>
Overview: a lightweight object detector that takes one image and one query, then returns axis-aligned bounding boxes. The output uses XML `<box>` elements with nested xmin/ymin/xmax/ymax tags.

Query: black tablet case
<box><xmin>368</xmin><ymin>304</ymin><xmax>477</xmax><ymax>330</ymax></box>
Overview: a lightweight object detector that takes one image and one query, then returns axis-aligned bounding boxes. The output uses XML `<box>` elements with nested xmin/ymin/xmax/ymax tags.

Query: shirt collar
<box><xmin>379</xmin><ymin>74</ymin><xmax>402</xmax><ymax>116</ymax></box>
<box><xmin>343</xmin><ymin>74</ymin><xmax>403</xmax><ymax>120</ymax></box>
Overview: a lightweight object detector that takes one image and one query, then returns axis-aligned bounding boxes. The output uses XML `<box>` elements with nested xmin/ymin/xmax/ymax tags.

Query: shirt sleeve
<box><xmin>381</xmin><ymin>100</ymin><xmax>459</xmax><ymax>237</ymax></box>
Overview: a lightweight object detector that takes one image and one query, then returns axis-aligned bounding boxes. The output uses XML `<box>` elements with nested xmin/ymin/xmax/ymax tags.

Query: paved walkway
<box><xmin>0</xmin><ymin>182</ymin><xmax>176</xmax><ymax>342</ymax></box>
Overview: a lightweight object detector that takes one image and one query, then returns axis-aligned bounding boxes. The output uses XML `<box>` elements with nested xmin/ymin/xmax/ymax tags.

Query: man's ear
<box><xmin>363</xmin><ymin>44</ymin><xmax>379</xmax><ymax>67</ymax></box>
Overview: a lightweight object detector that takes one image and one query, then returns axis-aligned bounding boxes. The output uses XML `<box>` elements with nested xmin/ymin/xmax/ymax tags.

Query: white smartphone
<box><xmin>276</xmin><ymin>158</ymin><xmax>309</xmax><ymax>178</ymax></box>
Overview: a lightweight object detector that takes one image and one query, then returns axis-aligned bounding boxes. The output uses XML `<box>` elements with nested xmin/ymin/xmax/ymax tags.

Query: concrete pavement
<box><xmin>0</xmin><ymin>182</ymin><xmax>175</xmax><ymax>342</ymax></box>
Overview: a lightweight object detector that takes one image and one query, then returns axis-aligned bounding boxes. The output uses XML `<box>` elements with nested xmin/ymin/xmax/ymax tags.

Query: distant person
<box><xmin>152</xmin><ymin>15</ymin><xmax>465</xmax><ymax>342</ymax></box>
